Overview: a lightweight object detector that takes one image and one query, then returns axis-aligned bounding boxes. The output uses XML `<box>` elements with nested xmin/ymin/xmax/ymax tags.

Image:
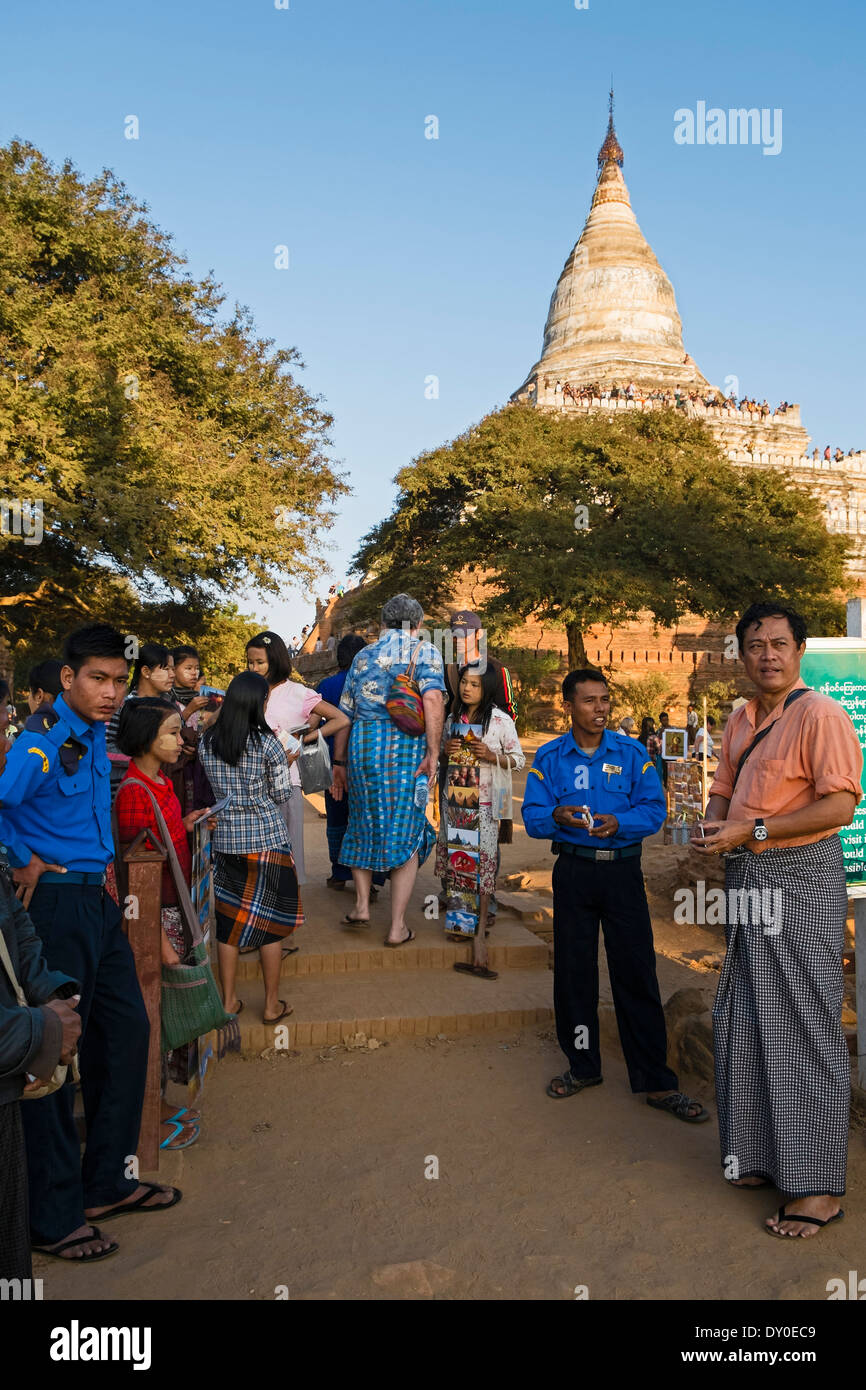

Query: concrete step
<box><xmin>232</xmin><ymin>967</ymin><xmax>554</xmax><ymax>1054</ymax></box>
<box><xmin>231</xmin><ymin>914</ymin><xmax>549</xmax><ymax>980</ymax></box>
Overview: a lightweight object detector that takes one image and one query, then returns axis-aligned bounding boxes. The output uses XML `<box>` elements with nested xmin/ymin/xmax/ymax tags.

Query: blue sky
<box><xmin>4</xmin><ymin>0</ymin><xmax>863</xmax><ymax>638</ymax></box>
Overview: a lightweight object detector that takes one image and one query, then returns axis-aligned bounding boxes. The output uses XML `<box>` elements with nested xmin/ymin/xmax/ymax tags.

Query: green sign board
<box><xmin>800</xmin><ymin>639</ymin><xmax>866</xmax><ymax>888</ymax></box>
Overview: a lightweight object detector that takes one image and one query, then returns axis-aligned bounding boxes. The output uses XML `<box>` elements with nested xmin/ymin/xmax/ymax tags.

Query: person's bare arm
<box><xmin>330</xmin><ymin>721</ymin><xmax>350</xmax><ymax>801</ymax></box>
<box><xmin>693</xmin><ymin>790</ymin><xmax>857</xmax><ymax>855</ymax></box>
<box><xmin>307</xmin><ymin>698</ymin><xmax>349</xmax><ymax>744</ymax></box>
<box><xmin>416</xmin><ymin>691</ymin><xmax>445</xmax><ymax>779</ymax></box>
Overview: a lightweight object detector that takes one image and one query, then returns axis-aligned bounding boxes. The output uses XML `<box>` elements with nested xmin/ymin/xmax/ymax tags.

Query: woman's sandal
<box><xmin>765</xmin><ymin>1205</ymin><xmax>844</xmax><ymax>1238</ymax></box>
<box><xmin>263</xmin><ymin>1000</ymin><xmax>293</xmax><ymax>1024</ymax></box>
<box><xmin>160</xmin><ymin>1117</ymin><xmax>201</xmax><ymax>1151</ymax></box>
<box><xmin>546</xmin><ymin>1071</ymin><xmax>603</xmax><ymax>1099</ymax></box>
<box><xmin>342</xmin><ymin>915</ymin><xmax>370</xmax><ymax>928</ymax></box>
<box><xmin>646</xmin><ymin>1091</ymin><xmax>710</xmax><ymax>1123</ymax></box>
<box><xmin>33</xmin><ymin>1225</ymin><xmax>119</xmax><ymax>1262</ymax></box>
<box><xmin>453</xmin><ymin>962</ymin><xmax>498</xmax><ymax>981</ymax></box>
<box><xmin>384</xmin><ymin>930</ymin><xmax>416</xmax><ymax>948</ymax></box>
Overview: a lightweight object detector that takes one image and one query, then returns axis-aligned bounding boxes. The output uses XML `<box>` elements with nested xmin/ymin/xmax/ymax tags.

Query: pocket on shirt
<box><xmin>747</xmin><ymin>757</ymin><xmax>786</xmax><ymax>808</ymax></box>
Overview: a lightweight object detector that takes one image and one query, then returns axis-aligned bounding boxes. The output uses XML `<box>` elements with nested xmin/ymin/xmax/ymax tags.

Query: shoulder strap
<box><xmin>0</xmin><ymin>930</ymin><xmax>26</xmax><ymax>1008</ymax></box>
<box><xmin>121</xmin><ymin>778</ymin><xmax>203</xmax><ymax>947</ymax></box>
<box><xmin>405</xmin><ymin>644</ymin><xmax>421</xmax><ymax>681</ymax></box>
<box><xmin>730</xmin><ymin>687</ymin><xmax>812</xmax><ymax>794</ymax></box>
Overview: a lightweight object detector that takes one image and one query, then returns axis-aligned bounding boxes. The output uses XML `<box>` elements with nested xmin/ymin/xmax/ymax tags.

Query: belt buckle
<box><xmin>596</xmin><ymin>849</ymin><xmax>615</xmax><ymax>862</ymax></box>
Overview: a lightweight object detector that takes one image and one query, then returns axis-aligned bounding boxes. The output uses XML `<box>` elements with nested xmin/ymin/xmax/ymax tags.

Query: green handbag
<box><xmin>160</xmin><ymin>940</ymin><xmax>235</xmax><ymax>1054</ymax></box>
<box><xmin>120</xmin><ymin>779</ymin><xmax>237</xmax><ymax>1053</ymax></box>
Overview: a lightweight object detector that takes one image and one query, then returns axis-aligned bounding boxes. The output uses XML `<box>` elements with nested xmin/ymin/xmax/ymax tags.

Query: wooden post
<box><xmin>702</xmin><ymin>695</ymin><xmax>709</xmax><ymax>813</ymax></box>
<box><xmin>123</xmin><ymin>830</ymin><xmax>166</xmax><ymax>1174</ymax></box>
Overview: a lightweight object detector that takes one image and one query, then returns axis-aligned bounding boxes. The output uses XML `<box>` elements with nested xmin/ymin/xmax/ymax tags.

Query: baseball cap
<box><xmin>449</xmin><ymin>610</ymin><xmax>483</xmax><ymax>633</ymax></box>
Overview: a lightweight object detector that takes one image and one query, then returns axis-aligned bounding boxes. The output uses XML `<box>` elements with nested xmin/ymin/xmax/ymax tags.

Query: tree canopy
<box><xmin>0</xmin><ymin>140</ymin><xmax>346</xmax><ymax>669</ymax></box>
<box><xmin>352</xmin><ymin>404</ymin><xmax>847</xmax><ymax>663</ymax></box>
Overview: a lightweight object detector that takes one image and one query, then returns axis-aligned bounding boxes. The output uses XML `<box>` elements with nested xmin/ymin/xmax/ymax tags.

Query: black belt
<box><xmin>39</xmin><ymin>870</ymin><xmax>106</xmax><ymax>886</ymax></box>
<box><xmin>553</xmin><ymin>841</ymin><xmax>642</xmax><ymax>863</ymax></box>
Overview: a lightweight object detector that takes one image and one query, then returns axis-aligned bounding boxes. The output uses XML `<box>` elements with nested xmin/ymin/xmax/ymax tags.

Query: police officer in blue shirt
<box><xmin>0</xmin><ymin>624</ymin><xmax>180</xmax><ymax>1262</ymax></box>
<box><xmin>522</xmin><ymin>668</ymin><xmax>708</xmax><ymax>1122</ymax></box>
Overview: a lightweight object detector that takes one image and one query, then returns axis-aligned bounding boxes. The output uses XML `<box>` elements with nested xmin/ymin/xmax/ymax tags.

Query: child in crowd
<box><xmin>171</xmin><ymin>645</ymin><xmax>209</xmax><ymax>728</ymax></box>
<box><xmin>25</xmin><ymin>660</ymin><xmax>64</xmax><ymax>722</ymax></box>
<box><xmin>114</xmin><ymin>697</ymin><xmax>212</xmax><ymax>1150</ymax></box>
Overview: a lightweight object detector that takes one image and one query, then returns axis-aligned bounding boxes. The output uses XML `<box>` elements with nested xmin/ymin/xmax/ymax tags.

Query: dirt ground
<box><xmin>35</xmin><ymin>748</ymin><xmax>865</xmax><ymax>1301</ymax></box>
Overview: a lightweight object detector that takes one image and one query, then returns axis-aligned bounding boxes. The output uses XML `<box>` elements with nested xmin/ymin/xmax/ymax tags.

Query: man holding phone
<box><xmin>522</xmin><ymin>668</ymin><xmax>708</xmax><ymax>1121</ymax></box>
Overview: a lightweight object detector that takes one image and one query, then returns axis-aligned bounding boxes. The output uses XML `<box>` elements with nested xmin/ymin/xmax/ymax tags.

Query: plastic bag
<box><xmin>297</xmin><ymin>730</ymin><xmax>333</xmax><ymax>794</ymax></box>
<box><xmin>490</xmin><ymin>751</ymin><xmax>512</xmax><ymax>821</ymax></box>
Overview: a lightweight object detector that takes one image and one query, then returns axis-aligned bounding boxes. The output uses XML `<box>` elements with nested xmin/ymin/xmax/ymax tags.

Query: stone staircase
<box><xmin>223</xmin><ymin>801</ymin><xmax>553</xmax><ymax>1054</ymax></box>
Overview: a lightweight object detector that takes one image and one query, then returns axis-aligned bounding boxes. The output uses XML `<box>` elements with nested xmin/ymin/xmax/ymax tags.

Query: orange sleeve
<box><xmin>803</xmin><ymin>707</ymin><xmax>864</xmax><ymax>800</ymax></box>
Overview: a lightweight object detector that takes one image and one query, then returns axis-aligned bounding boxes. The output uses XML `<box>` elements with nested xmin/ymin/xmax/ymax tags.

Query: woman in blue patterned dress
<box><xmin>331</xmin><ymin>594</ymin><xmax>446</xmax><ymax>946</ymax></box>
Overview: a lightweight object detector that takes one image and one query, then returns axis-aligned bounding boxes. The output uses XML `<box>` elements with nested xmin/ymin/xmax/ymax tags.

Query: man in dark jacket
<box><xmin>0</xmin><ymin>869</ymin><xmax>81</xmax><ymax>1279</ymax></box>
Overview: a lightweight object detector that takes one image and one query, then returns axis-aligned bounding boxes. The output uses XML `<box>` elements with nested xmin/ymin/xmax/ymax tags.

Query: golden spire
<box><xmin>597</xmin><ymin>87</ymin><xmax>624</xmax><ymax>170</ymax></box>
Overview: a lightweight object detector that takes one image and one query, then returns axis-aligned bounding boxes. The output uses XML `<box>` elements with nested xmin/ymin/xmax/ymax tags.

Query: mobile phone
<box><xmin>199</xmin><ymin>685</ymin><xmax>225</xmax><ymax>698</ymax></box>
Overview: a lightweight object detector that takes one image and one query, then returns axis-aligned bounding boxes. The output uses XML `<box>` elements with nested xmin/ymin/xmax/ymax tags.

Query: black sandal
<box><xmin>546</xmin><ymin>1071</ymin><xmax>603</xmax><ymax>1099</ymax></box>
<box><xmin>765</xmin><ymin>1204</ymin><xmax>844</xmax><ymax>1238</ymax></box>
<box><xmin>33</xmin><ymin>1225</ymin><xmax>119</xmax><ymax>1262</ymax></box>
<box><xmin>90</xmin><ymin>1182</ymin><xmax>182</xmax><ymax>1222</ymax></box>
<box><xmin>646</xmin><ymin>1091</ymin><xmax>710</xmax><ymax>1123</ymax></box>
<box><xmin>453</xmin><ymin>962</ymin><xmax>498</xmax><ymax>981</ymax></box>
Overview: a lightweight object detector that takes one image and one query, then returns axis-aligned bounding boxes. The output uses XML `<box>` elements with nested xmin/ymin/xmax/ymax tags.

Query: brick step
<box><xmin>231</xmin><ymin>916</ymin><xmax>548</xmax><ymax>980</ymax></box>
<box><xmin>232</xmin><ymin>967</ymin><xmax>554</xmax><ymax>1054</ymax></box>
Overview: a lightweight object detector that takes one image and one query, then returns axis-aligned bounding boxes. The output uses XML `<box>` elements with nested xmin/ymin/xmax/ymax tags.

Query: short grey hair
<box><xmin>381</xmin><ymin>593</ymin><xmax>424</xmax><ymax>630</ymax></box>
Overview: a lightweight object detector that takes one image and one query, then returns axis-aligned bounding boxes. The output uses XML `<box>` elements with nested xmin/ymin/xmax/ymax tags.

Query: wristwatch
<box><xmin>333</xmin><ymin>759</ymin><xmax>347</xmax><ymax>766</ymax></box>
<box><xmin>752</xmin><ymin>817</ymin><xmax>769</xmax><ymax>843</ymax></box>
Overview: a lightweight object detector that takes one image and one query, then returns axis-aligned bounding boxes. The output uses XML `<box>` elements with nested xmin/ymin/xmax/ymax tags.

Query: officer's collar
<box><xmin>54</xmin><ymin>693</ymin><xmax>93</xmax><ymax>737</ymax></box>
<box><xmin>565</xmin><ymin>726</ymin><xmax>613</xmax><ymax>759</ymax></box>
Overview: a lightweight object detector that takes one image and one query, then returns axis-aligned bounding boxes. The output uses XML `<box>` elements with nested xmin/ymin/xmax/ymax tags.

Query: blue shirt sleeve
<box><xmin>614</xmin><ymin>746</ymin><xmax>667</xmax><ymax>839</ymax></box>
<box><xmin>0</xmin><ymin>736</ymin><xmax>59</xmax><ymax>867</ymax></box>
<box><xmin>414</xmin><ymin>641</ymin><xmax>446</xmax><ymax>695</ymax></box>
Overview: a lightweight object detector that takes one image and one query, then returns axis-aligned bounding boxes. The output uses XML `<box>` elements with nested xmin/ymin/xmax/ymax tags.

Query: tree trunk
<box><xmin>566</xmin><ymin>621</ymin><xmax>588</xmax><ymax>670</ymax></box>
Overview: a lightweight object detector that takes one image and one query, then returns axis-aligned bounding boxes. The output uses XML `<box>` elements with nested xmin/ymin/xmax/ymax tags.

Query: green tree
<box><xmin>353</xmin><ymin>405</ymin><xmax>847</xmax><ymax>661</ymax></box>
<box><xmin>608</xmin><ymin>672</ymin><xmax>675</xmax><ymax>726</ymax></box>
<box><xmin>0</xmin><ymin>141</ymin><xmax>347</xmax><ymax>656</ymax></box>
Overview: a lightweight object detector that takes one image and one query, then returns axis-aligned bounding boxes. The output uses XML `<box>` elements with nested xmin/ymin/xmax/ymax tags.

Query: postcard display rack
<box><xmin>663</xmin><ymin>759</ymin><xmax>705</xmax><ymax>844</ymax></box>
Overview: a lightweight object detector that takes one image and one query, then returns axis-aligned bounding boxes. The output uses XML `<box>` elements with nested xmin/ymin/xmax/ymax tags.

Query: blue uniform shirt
<box><xmin>521</xmin><ymin>728</ymin><xmax>666</xmax><ymax>849</ymax></box>
<box><xmin>0</xmin><ymin>693</ymin><xmax>114</xmax><ymax>871</ymax></box>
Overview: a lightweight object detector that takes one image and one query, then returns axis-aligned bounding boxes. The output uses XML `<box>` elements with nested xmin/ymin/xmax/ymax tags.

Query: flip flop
<box><xmin>160</xmin><ymin>1117</ymin><xmax>201</xmax><ymax>1151</ymax></box>
<box><xmin>384</xmin><ymin>930</ymin><xmax>416</xmax><ymax>948</ymax></box>
<box><xmin>33</xmin><ymin>1225</ymin><xmax>119</xmax><ymax>1262</ymax></box>
<box><xmin>89</xmin><ymin>1182</ymin><xmax>182</xmax><ymax>1222</ymax></box>
<box><xmin>163</xmin><ymin>1105</ymin><xmax>201</xmax><ymax>1125</ymax></box>
<box><xmin>264</xmin><ymin>1000</ymin><xmax>293</xmax><ymax>1024</ymax></box>
<box><xmin>453</xmin><ymin>961</ymin><xmax>498</xmax><ymax>981</ymax></box>
<box><xmin>281</xmin><ymin>944</ymin><xmax>299</xmax><ymax>956</ymax></box>
<box><xmin>765</xmin><ymin>1205</ymin><xmax>844</xmax><ymax>1238</ymax></box>
<box><xmin>342</xmin><ymin>915</ymin><xmax>370</xmax><ymax>928</ymax></box>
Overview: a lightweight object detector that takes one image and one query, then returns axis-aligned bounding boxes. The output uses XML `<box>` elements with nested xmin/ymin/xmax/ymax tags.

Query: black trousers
<box><xmin>20</xmin><ymin>883</ymin><xmax>150</xmax><ymax>1245</ymax></box>
<box><xmin>552</xmin><ymin>853</ymin><xmax>677</xmax><ymax>1093</ymax></box>
<box><xmin>0</xmin><ymin>1101</ymin><xmax>30</xmax><ymax>1279</ymax></box>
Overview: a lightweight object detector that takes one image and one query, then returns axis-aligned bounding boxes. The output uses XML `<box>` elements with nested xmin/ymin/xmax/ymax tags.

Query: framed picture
<box><xmin>662</xmin><ymin>727</ymin><xmax>688</xmax><ymax>761</ymax></box>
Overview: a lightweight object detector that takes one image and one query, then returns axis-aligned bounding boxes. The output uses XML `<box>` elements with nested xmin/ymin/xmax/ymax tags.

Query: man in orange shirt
<box><xmin>693</xmin><ymin>602</ymin><xmax>862</xmax><ymax>1238</ymax></box>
